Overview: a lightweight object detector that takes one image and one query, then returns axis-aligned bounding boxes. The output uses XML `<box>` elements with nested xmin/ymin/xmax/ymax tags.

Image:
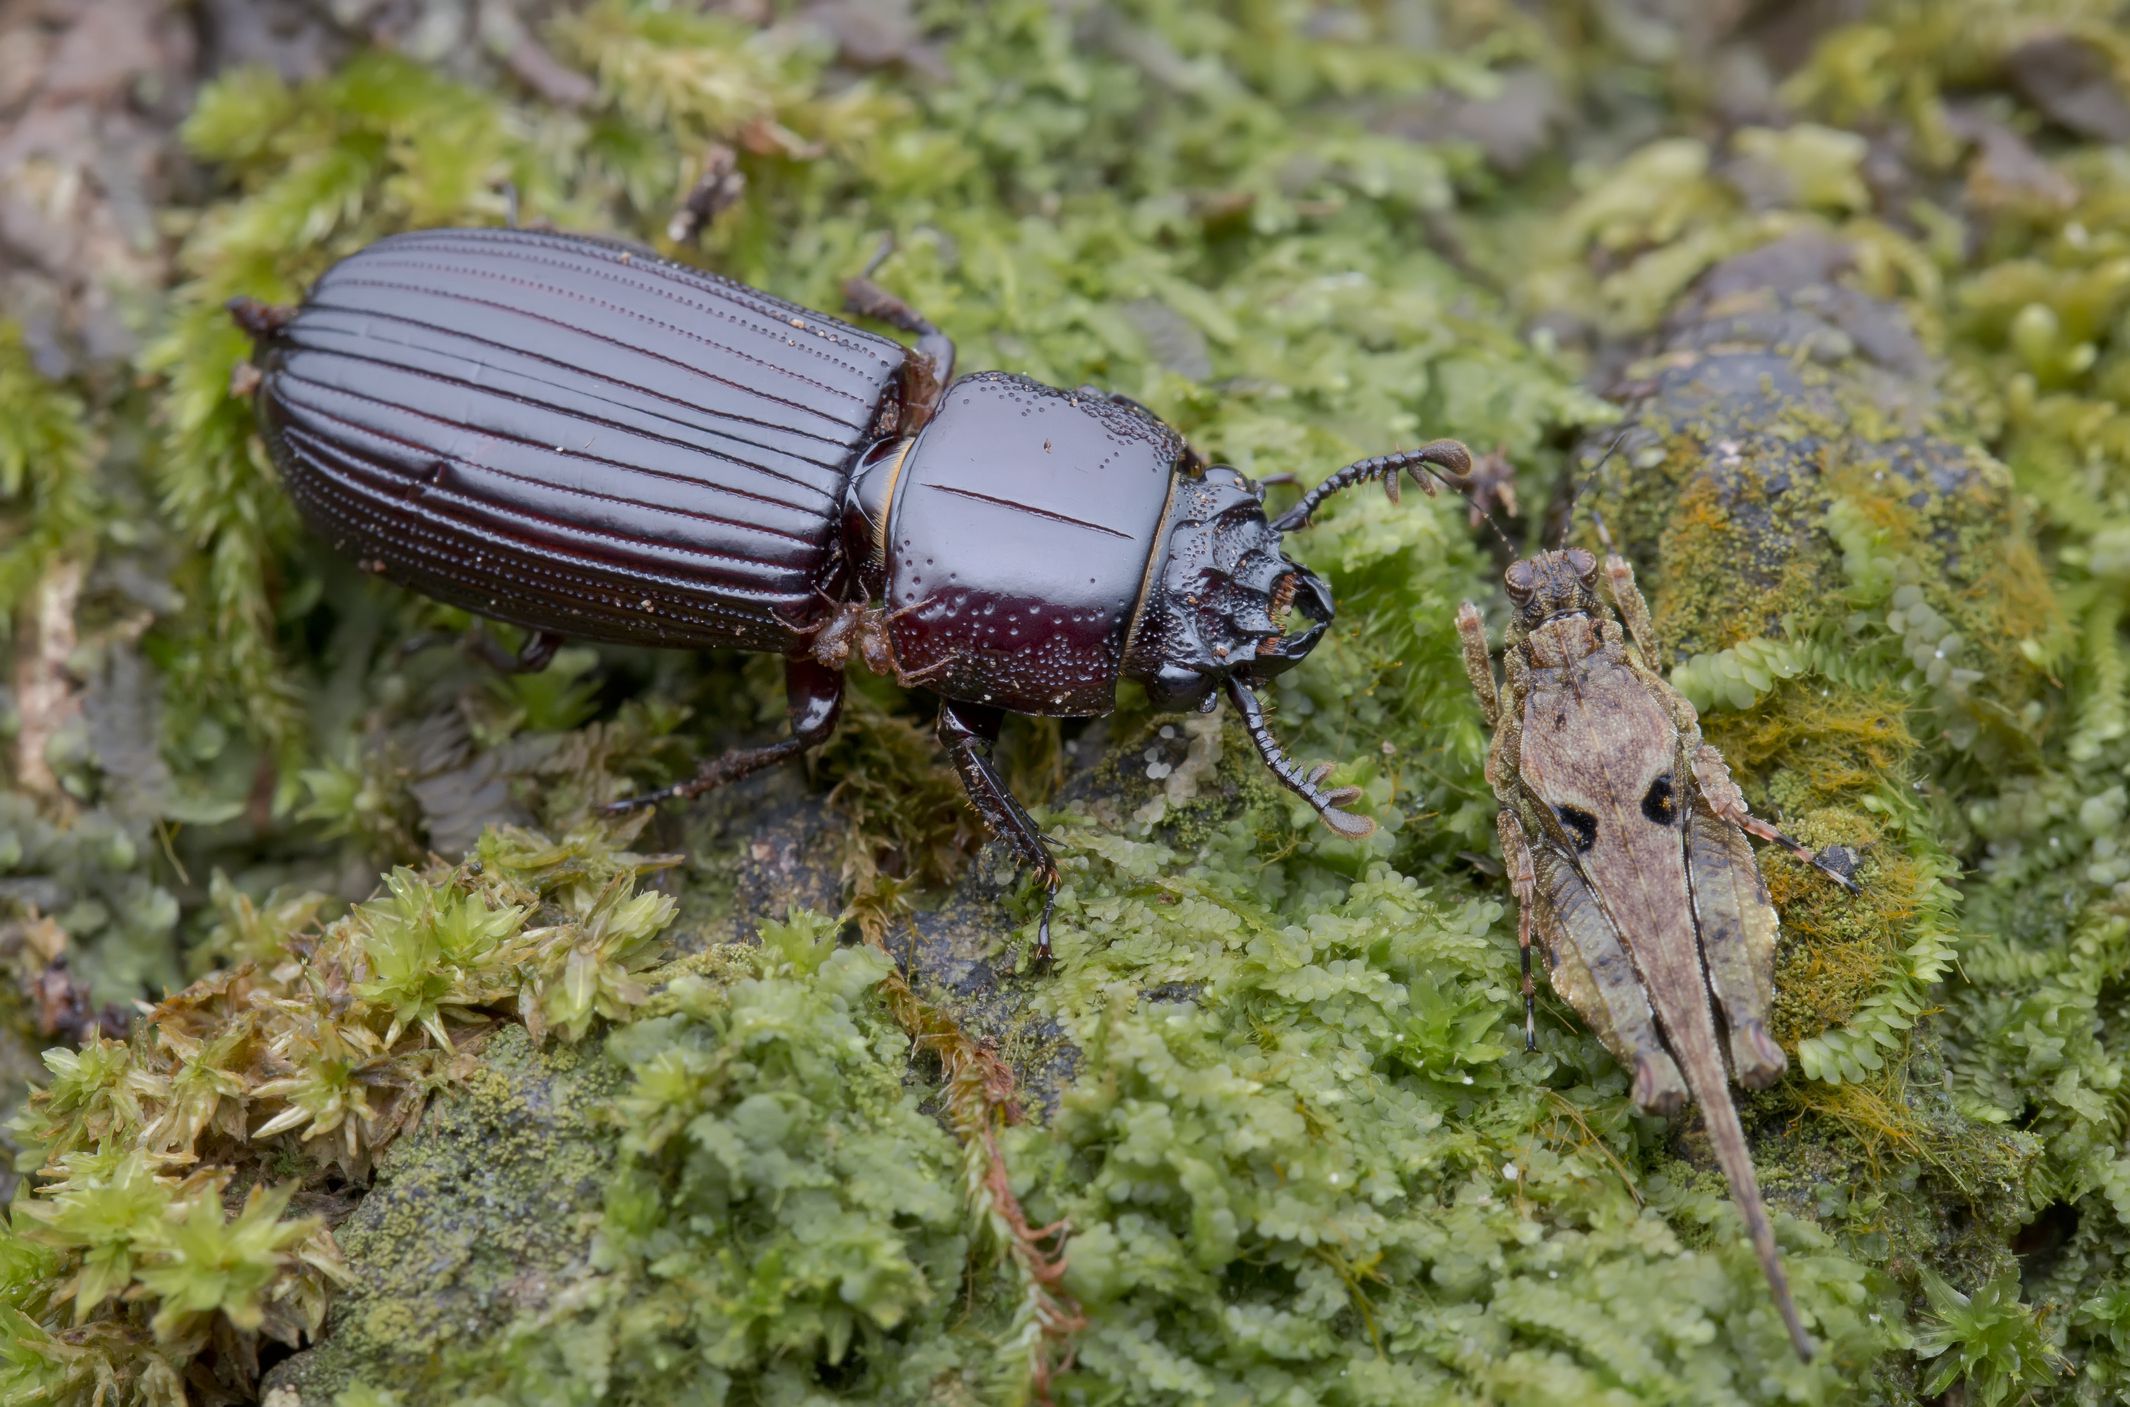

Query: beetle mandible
<box><xmin>228</xmin><ymin>226</ymin><xmax>1473</xmax><ymax>959</ymax></box>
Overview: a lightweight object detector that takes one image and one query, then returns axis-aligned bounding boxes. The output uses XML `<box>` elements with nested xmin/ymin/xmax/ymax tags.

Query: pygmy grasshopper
<box><xmin>1457</xmin><ymin>546</ymin><xmax>1858</xmax><ymax>1362</ymax></box>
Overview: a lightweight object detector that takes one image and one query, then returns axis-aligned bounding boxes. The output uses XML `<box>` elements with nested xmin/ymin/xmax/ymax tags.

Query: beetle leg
<box><xmin>937</xmin><ymin>700</ymin><xmax>1059</xmax><ymax>963</ymax></box>
<box><xmin>1518</xmin><ymin>821</ymin><xmax>1690</xmax><ymax>1115</ymax></box>
<box><xmin>1692</xmin><ymin>743</ymin><xmax>1861</xmax><ymax>894</ymax></box>
<box><xmin>843</xmin><ymin>244</ymin><xmax>955</xmax><ymax>424</ymax></box>
<box><xmin>601</xmin><ymin>658</ymin><xmax>845</xmax><ymax>813</ymax></box>
<box><xmin>228</xmin><ymin>296</ymin><xmax>295</xmax><ymax>342</ymax></box>
<box><xmin>400</xmin><ymin>626</ymin><xmax>562</xmax><ymax>675</ymax></box>
<box><xmin>1224</xmin><ymin>677</ymin><xmax>1375</xmax><ymax>839</ymax></box>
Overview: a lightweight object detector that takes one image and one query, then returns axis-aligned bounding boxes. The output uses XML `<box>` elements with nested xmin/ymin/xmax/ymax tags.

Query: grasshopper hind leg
<box><xmin>1693</xmin><ymin>743</ymin><xmax>1861</xmax><ymax>895</ymax></box>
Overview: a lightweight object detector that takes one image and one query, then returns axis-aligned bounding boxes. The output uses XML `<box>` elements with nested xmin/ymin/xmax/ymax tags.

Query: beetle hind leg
<box><xmin>601</xmin><ymin>658</ymin><xmax>844</xmax><ymax>814</ymax></box>
<box><xmin>938</xmin><ymin>700</ymin><xmax>1060</xmax><ymax>963</ymax></box>
<box><xmin>843</xmin><ymin>241</ymin><xmax>955</xmax><ymax>423</ymax></box>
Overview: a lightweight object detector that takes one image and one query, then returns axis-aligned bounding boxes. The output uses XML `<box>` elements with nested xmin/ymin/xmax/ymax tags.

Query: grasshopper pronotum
<box><xmin>1458</xmin><ymin>543</ymin><xmax>1858</xmax><ymax>1362</ymax></box>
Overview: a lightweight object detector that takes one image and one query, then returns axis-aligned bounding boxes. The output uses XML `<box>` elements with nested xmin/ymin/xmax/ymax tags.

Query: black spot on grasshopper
<box><xmin>1642</xmin><ymin>773</ymin><xmax>1677</xmax><ymax>826</ymax></box>
<box><xmin>1554</xmin><ymin>804</ymin><xmax>1597</xmax><ymax>852</ymax></box>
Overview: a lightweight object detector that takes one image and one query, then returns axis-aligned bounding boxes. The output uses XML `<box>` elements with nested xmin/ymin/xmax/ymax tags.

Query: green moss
<box><xmin>8</xmin><ymin>0</ymin><xmax>2130</xmax><ymax>1403</ymax></box>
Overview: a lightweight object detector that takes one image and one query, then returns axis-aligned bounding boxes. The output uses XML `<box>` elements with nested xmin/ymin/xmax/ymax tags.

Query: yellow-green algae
<box><xmin>5</xmin><ymin>2</ymin><xmax>2130</xmax><ymax>1405</ymax></box>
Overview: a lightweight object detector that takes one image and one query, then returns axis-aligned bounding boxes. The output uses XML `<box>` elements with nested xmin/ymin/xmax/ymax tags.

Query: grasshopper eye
<box><xmin>1554</xmin><ymin>804</ymin><xmax>1597</xmax><ymax>852</ymax></box>
<box><xmin>1567</xmin><ymin>548</ymin><xmax>1597</xmax><ymax>579</ymax></box>
<box><xmin>1642</xmin><ymin>774</ymin><xmax>1677</xmax><ymax>826</ymax></box>
<box><xmin>1504</xmin><ymin>560</ymin><xmax>1535</xmax><ymax>598</ymax></box>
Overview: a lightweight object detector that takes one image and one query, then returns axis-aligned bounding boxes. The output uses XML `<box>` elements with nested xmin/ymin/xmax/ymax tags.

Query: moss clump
<box><xmin>8</xmin><ymin>0</ymin><xmax>2130</xmax><ymax>1403</ymax></box>
<box><xmin>0</xmin><ymin>828</ymin><xmax>680</xmax><ymax>1403</ymax></box>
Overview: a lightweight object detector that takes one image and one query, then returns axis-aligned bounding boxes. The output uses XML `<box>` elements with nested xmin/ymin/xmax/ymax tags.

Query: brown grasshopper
<box><xmin>1456</xmin><ymin>545</ymin><xmax>1858</xmax><ymax>1363</ymax></box>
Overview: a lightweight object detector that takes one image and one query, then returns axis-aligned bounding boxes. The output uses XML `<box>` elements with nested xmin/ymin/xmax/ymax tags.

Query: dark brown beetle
<box><xmin>230</xmin><ymin>226</ymin><xmax>1471</xmax><ymax>957</ymax></box>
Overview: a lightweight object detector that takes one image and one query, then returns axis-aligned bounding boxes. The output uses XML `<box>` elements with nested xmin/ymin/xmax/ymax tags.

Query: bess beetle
<box><xmin>230</xmin><ymin>226</ymin><xmax>1471</xmax><ymax>957</ymax></box>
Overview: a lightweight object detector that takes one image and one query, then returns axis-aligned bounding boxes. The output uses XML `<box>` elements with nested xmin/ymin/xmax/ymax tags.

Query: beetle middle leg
<box><xmin>601</xmin><ymin>658</ymin><xmax>845</xmax><ymax>813</ymax></box>
<box><xmin>401</xmin><ymin>625</ymin><xmax>562</xmax><ymax>675</ymax></box>
<box><xmin>937</xmin><ymin>700</ymin><xmax>1060</xmax><ymax>964</ymax></box>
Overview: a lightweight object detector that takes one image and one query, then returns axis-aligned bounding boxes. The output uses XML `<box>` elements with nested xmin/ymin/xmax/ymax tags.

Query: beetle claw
<box><xmin>1317</xmin><ymin>805</ymin><xmax>1376</xmax><ymax>840</ymax></box>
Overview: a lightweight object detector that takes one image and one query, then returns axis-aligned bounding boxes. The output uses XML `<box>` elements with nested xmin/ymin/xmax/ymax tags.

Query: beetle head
<box><xmin>1126</xmin><ymin>466</ymin><xmax>1334</xmax><ymax>711</ymax></box>
<box><xmin>1503</xmin><ymin>548</ymin><xmax>1599</xmax><ymax>627</ymax></box>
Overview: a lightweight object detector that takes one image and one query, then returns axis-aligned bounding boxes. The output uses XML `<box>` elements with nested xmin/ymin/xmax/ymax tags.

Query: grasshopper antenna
<box><xmin>1271</xmin><ymin>441</ymin><xmax>1473</xmax><ymax>533</ymax></box>
<box><xmin>1225</xmin><ymin>677</ymin><xmax>1375</xmax><ymax>839</ymax></box>
<box><xmin>1554</xmin><ymin>429</ymin><xmax>1632</xmax><ymax>550</ymax></box>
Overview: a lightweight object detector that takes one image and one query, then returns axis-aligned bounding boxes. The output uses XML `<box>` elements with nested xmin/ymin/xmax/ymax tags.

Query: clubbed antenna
<box><xmin>1225</xmin><ymin>677</ymin><xmax>1374</xmax><ymax>839</ymax></box>
<box><xmin>1270</xmin><ymin>440</ymin><xmax>1473</xmax><ymax>533</ymax></box>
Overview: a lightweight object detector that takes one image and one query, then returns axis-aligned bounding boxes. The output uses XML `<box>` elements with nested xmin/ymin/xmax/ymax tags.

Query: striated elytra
<box><xmin>230</xmin><ymin>225</ymin><xmax>1473</xmax><ymax>960</ymax></box>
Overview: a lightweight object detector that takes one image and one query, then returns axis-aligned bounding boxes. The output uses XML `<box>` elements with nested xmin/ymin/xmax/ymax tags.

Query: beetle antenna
<box><xmin>1270</xmin><ymin>440</ymin><xmax>1473</xmax><ymax>533</ymax></box>
<box><xmin>1224</xmin><ymin>677</ymin><xmax>1375</xmax><ymax>839</ymax></box>
<box><xmin>859</xmin><ymin>232</ymin><xmax>897</xmax><ymax>280</ymax></box>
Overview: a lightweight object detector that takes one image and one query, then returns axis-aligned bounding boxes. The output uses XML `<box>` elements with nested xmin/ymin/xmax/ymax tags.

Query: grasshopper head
<box><xmin>1502</xmin><ymin>548</ymin><xmax>1598</xmax><ymax>628</ymax></box>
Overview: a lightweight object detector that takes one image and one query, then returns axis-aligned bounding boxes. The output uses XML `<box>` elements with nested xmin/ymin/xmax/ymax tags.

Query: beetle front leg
<box><xmin>1224</xmin><ymin>678</ymin><xmax>1375</xmax><ymax>839</ymax></box>
<box><xmin>937</xmin><ymin>700</ymin><xmax>1060</xmax><ymax>963</ymax></box>
<box><xmin>1692</xmin><ymin>743</ymin><xmax>1861</xmax><ymax>894</ymax></box>
<box><xmin>602</xmin><ymin>658</ymin><xmax>845</xmax><ymax>813</ymax></box>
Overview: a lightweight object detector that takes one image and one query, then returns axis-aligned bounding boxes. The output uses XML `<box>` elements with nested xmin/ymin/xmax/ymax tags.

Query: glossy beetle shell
<box><xmin>253</xmin><ymin>227</ymin><xmax>914</xmax><ymax>652</ymax></box>
<box><xmin>880</xmin><ymin>373</ymin><xmax>1185</xmax><ymax>715</ymax></box>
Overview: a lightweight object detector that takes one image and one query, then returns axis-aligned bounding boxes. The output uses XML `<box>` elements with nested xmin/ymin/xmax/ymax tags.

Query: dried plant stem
<box><xmin>877</xmin><ymin>968</ymin><xmax>1085</xmax><ymax>1404</ymax></box>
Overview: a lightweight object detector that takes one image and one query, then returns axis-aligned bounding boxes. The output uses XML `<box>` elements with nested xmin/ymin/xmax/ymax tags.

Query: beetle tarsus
<box><xmin>938</xmin><ymin>700</ymin><xmax>1062</xmax><ymax>960</ymax></box>
<box><xmin>1034</xmin><ymin>875</ymin><xmax>1058</xmax><ymax>965</ymax></box>
<box><xmin>1270</xmin><ymin>439</ymin><xmax>1473</xmax><ymax>533</ymax></box>
<box><xmin>600</xmin><ymin>659</ymin><xmax>844</xmax><ymax>815</ymax></box>
<box><xmin>1224</xmin><ymin>677</ymin><xmax>1375</xmax><ymax>839</ymax></box>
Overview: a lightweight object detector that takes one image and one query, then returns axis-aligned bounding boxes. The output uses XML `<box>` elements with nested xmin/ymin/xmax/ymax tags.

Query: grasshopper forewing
<box><xmin>1457</xmin><ymin>547</ymin><xmax>1858</xmax><ymax>1363</ymax></box>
